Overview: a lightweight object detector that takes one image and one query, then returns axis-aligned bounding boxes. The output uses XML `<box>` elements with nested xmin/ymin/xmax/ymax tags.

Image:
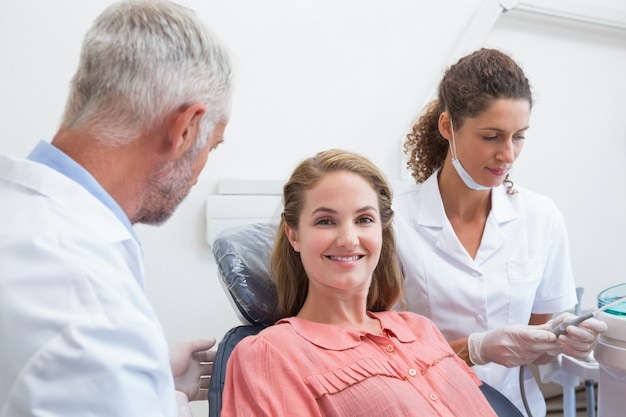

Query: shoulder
<box><xmin>230</xmin><ymin>323</ymin><xmax>300</xmax><ymax>366</ymax></box>
<box><xmin>393</xmin><ymin>184</ymin><xmax>420</xmax><ymax>212</ymax></box>
<box><xmin>393</xmin><ymin>172</ymin><xmax>438</xmax><ymax>214</ymax></box>
<box><xmin>394</xmin><ymin>310</ymin><xmax>438</xmax><ymax>328</ymax></box>
<box><xmin>376</xmin><ymin>310</ymin><xmax>441</xmax><ymax>336</ymax></box>
<box><xmin>515</xmin><ymin>185</ymin><xmax>558</xmax><ymax>207</ymax></box>
<box><xmin>236</xmin><ymin>322</ymin><xmax>294</xmax><ymax>349</ymax></box>
<box><xmin>506</xmin><ymin>185</ymin><xmax>564</xmax><ymax>221</ymax></box>
<box><xmin>394</xmin><ymin>179</ymin><xmax>429</xmax><ymax>203</ymax></box>
<box><xmin>0</xmin><ymin>154</ymin><xmax>137</xmax><ymax>280</ymax></box>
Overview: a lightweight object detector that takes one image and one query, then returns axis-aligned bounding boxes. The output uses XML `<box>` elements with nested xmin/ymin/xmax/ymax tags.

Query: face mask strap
<box><xmin>449</xmin><ymin>119</ymin><xmax>459</xmax><ymax>160</ymax></box>
<box><xmin>448</xmin><ymin>117</ymin><xmax>490</xmax><ymax>191</ymax></box>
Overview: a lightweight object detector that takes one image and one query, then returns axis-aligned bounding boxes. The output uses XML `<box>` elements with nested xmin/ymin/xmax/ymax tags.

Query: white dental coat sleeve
<box><xmin>0</xmin><ymin>153</ymin><xmax>177</xmax><ymax>417</ymax></box>
<box><xmin>392</xmin><ymin>171</ymin><xmax>577</xmax><ymax>417</ymax></box>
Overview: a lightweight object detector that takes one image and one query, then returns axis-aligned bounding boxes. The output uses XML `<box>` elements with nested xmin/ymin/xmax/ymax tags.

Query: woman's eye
<box><xmin>357</xmin><ymin>217</ymin><xmax>374</xmax><ymax>224</ymax></box>
<box><xmin>483</xmin><ymin>135</ymin><xmax>498</xmax><ymax>141</ymax></box>
<box><xmin>514</xmin><ymin>135</ymin><xmax>526</xmax><ymax>141</ymax></box>
<box><xmin>315</xmin><ymin>218</ymin><xmax>333</xmax><ymax>226</ymax></box>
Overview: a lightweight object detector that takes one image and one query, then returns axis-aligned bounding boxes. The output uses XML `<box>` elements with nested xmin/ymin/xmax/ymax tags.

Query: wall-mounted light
<box><xmin>422</xmin><ymin>0</ymin><xmax>626</xmax><ymax>107</ymax></box>
<box><xmin>501</xmin><ymin>0</ymin><xmax>626</xmax><ymax>30</ymax></box>
<box><xmin>447</xmin><ymin>0</ymin><xmax>626</xmax><ymax>74</ymax></box>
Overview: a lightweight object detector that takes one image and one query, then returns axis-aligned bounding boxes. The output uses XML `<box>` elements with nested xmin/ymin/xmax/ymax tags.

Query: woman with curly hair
<box><xmin>393</xmin><ymin>48</ymin><xmax>606</xmax><ymax>417</ymax></box>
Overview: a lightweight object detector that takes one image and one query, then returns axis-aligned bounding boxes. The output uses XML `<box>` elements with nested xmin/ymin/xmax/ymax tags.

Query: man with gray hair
<box><xmin>0</xmin><ymin>1</ymin><xmax>233</xmax><ymax>416</ymax></box>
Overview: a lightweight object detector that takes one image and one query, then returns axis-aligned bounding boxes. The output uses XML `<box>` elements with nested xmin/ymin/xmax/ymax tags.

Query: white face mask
<box><xmin>449</xmin><ymin>120</ymin><xmax>489</xmax><ymax>191</ymax></box>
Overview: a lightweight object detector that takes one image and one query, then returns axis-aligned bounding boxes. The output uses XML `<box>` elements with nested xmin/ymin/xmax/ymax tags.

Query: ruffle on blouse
<box><xmin>407</xmin><ymin>340</ymin><xmax>457</xmax><ymax>371</ymax></box>
<box><xmin>304</xmin><ymin>357</ymin><xmax>404</xmax><ymax>398</ymax></box>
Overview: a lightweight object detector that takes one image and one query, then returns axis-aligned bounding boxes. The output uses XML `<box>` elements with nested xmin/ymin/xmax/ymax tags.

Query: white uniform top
<box><xmin>0</xmin><ymin>146</ymin><xmax>177</xmax><ymax>417</ymax></box>
<box><xmin>393</xmin><ymin>171</ymin><xmax>577</xmax><ymax>417</ymax></box>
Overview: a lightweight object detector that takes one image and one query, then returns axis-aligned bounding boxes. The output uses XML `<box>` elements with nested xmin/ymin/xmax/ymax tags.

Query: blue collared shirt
<box><xmin>27</xmin><ymin>140</ymin><xmax>140</xmax><ymax>245</ymax></box>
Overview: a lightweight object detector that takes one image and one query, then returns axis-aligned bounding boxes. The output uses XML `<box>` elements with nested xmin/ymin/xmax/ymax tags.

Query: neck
<box><xmin>51</xmin><ymin>128</ymin><xmax>157</xmax><ymax>223</ymax></box>
<box><xmin>297</xmin><ymin>291</ymin><xmax>381</xmax><ymax>334</ymax></box>
<box><xmin>438</xmin><ymin>159</ymin><xmax>491</xmax><ymax>221</ymax></box>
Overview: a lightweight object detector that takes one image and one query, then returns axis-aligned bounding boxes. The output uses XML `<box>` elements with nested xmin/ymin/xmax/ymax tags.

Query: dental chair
<box><xmin>208</xmin><ymin>222</ymin><xmax>523</xmax><ymax>417</ymax></box>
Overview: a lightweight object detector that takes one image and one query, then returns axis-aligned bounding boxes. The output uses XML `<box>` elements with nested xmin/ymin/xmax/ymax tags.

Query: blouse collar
<box><xmin>277</xmin><ymin>311</ymin><xmax>416</xmax><ymax>350</ymax></box>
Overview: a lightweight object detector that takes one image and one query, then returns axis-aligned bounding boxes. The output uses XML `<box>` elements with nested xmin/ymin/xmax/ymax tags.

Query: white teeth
<box><xmin>329</xmin><ymin>256</ymin><xmax>360</xmax><ymax>261</ymax></box>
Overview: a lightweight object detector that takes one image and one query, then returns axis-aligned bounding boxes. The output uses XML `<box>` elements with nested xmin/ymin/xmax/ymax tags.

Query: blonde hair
<box><xmin>270</xmin><ymin>149</ymin><xmax>404</xmax><ymax>318</ymax></box>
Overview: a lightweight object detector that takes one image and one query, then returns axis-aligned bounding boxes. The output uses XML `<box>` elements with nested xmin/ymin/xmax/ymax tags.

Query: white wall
<box><xmin>1</xmin><ymin>0</ymin><xmax>625</xmax><ymax>413</ymax></box>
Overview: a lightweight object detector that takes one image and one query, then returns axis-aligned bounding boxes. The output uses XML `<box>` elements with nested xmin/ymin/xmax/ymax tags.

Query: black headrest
<box><xmin>211</xmin><ymin>222</ymin><xmax>279</xmax><ymax>326</ymax></box>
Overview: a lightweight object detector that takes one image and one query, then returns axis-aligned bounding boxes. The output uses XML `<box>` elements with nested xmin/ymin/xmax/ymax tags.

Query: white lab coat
<box><xmin>393</xmin><ymin>171</ymin><xmax>577</xmax><ymax>417</ymax></box>
<box><xmin>0</xmin><ymin>153</ymin><xmax>177</xmax><ymax>417</ymax></box>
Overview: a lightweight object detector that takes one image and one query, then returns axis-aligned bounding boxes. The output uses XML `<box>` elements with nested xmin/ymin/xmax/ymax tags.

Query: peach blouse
<box><xmin>221</xmin><ymin>311</ymin><xmax>497</xmax><ymax>417</ymax></box>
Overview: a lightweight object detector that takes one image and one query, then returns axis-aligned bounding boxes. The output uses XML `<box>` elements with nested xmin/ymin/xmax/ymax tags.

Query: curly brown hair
<box><xmin>404</xmin><ymin>48</ymin><xmax>533</xmax><ymax>183</ymax></box>
<box><xmin>270</xmin><ymin>149</ymin><xmax>404</xmax><ymax>318</ymax></box>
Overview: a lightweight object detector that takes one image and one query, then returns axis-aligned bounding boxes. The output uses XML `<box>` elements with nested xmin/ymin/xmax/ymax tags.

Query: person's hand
<box><xmin>468</xmin><ymin>325</ymin><xmax>559</xmax><ymax>367</ymax></box>
<box><xmin>549</xmin><ymin>312</ymin><xmax>607</xmax><ymax>360</ymax></box>
<box><xmin>169</xmin><ymin>338</ymin><xmax>217</xmax><ymax>401</ymax></box>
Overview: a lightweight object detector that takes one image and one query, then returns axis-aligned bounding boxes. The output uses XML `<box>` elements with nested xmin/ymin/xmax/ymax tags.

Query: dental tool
<box><xmin>552</xmin><ymin>295</ymin><xmax>626</xmax><ymax>336</ymax></box>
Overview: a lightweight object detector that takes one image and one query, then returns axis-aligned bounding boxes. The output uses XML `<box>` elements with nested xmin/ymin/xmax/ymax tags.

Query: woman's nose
<box><xmin>337</xmin><ymin>226</ymin><xmax>358</xmax><ymax>248</ymax></box>
<box><xmin>498</xmin><ymin>139</ymin><xmax>516</xmax><ymax>162</ymax></box>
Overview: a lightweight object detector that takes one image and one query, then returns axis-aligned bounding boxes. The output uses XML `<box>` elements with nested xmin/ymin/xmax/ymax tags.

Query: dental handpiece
<box><xmin>552</xmin><ymin>295</ymin><xmax>626</xmax><ymax>337</ymax></box>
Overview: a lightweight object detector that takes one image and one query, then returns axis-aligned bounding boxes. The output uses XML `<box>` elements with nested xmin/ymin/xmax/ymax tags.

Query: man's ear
<box><xmin>168</xmin><ymin>103</ymin><xmax>207</xmax><ymax>155</ymax></box>
<box><xmin>285</xmin><ymin>224</ymin><xmax>300</xmax><ymax>252</ymax></box>
<box><xmin>438</xmin><ymin>111</ymin><xmax>453</xmax><ymax>142</ymax></box>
